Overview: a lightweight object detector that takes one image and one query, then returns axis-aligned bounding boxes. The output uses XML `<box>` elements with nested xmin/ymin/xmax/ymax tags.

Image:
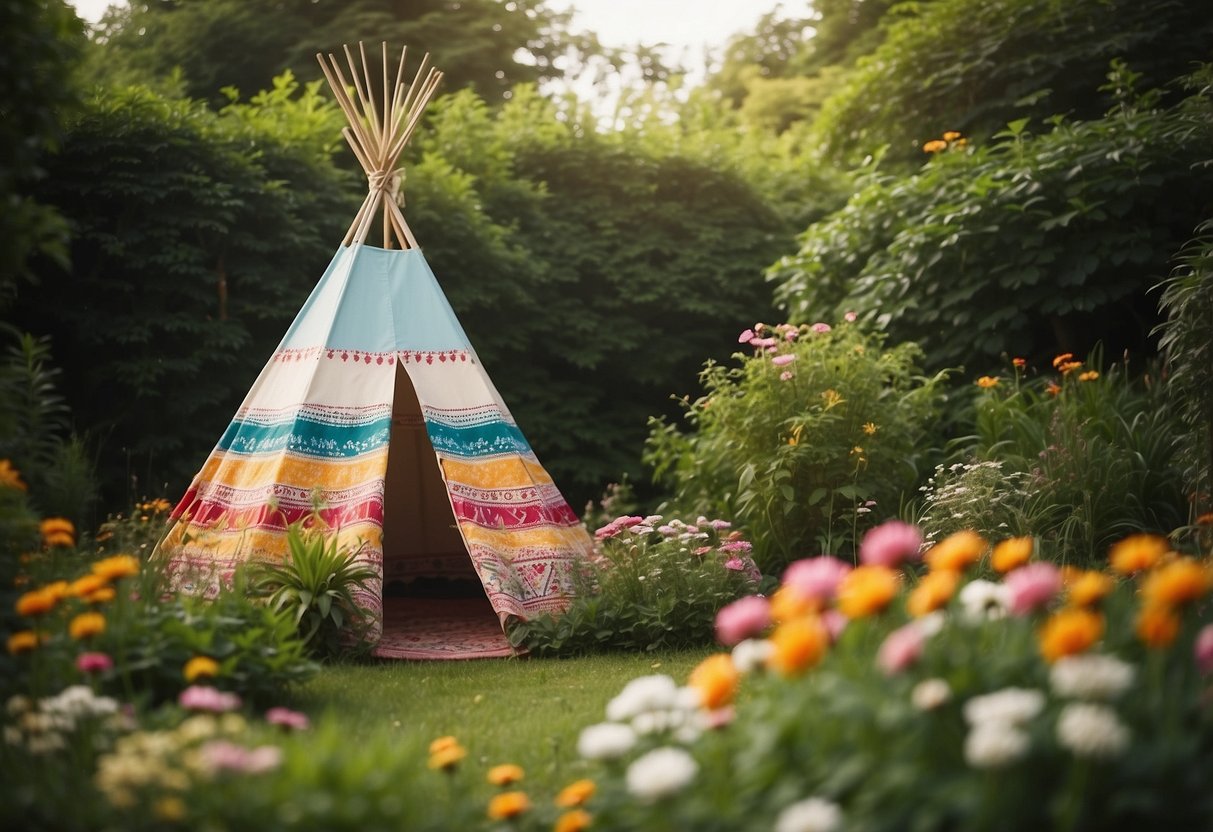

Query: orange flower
<box><xmin>976</xmin><ymin>376</ymin><xmax>999</xmax><ymax>389</ymax></box>
<box><xmin>1066</xmin><ymin>570</ymin><xmax>1114</xmax><ymax>607</ymax></box>
<box><xmin>1140</xmin><ymin>558</ymin><xmax>1211</xmax><ymax>607</ymax></box>
<box><xmin>767</xmin><ymin>615</ymin><xmax>829</xmax><ymax>675</ymax></box>
<box><xmin>837</xmin><ymin>566</ymin><xmax>899</xmax><ymax>618</ymax></box>
<box><xmin>92</xmin><ymin>555</ymin><xmax>140</xmax><ymax>581</ymax></box>
<box><xmin>942</xmin><ymin>130</ymin><xmax>963</xmax><ymax>142</ymax></box>
<box><xmin>428</xmin><ymin>741</ymin><xmax>467</xmax><ymax>772</ymax></box>
<box><xmin>184</xmin><ymin>656</ymin><xmax>220</xmax><ymax>682</ymax></box>
<box><xmin>44</xmin><ymin>580</ymin><xmax>71</xmax><ymax>602</ymax></box>
<box><xmin>555</xmin><ymin>809</ymin><xmax>593</xmax><ymax>832</ymax></box>
<box><xmin>1108</xmin><ymin>534</ymin><xmax>1169</xmax><ymax>574</ymax></box>
<box><xmin>924</xmin><ymin>531</ymin><xmax>987</xmax><ymax>573</ymax></box>
<box><xmin>862</xmin><ymin>422</ymin><xmax>878</xmax><ymax>435</ymax></box>
<box><xmin>1052</xmin><ymin>353</ymin><xmax>1074</xmax><ymax>369</ymax></box>
<box><xmin>1058</xmin><ymin>361</ymin><xmax>1083</xmax><ymax>374</ymax></box>
<box><xmin>69</xmin><ymin>574</ymin><xmax>107</xmax><ymax>598</ymax></box>
<box><xmin>554</xmin><ymin>779</ymin><xmax>596</xmax><ymax>808</ymax></box>
<box><xmin>15</xmin><ymin>588</ymin><xmax>57</xmax><ymax>617</ymax></box>
<box><xmin>1012</xmin><ymin>357</ymin><xmax>1027</xmax><ymax>369</ymax></box>
<box><xmin>1038</xmin><ymin>608</ymin><xmax>1104</xmax><ymax>663</ymax></box>
<box><xmin>40</xmin><ymin>517</ymin><xmax>75</xmax><ymax>548</ymax></box>
<box><xmin>86</xmin><ymin>587</ymin><xmax>117</xmax><ymax>604</ymax></box>
<box><xmin>0</xmin><ymin>459</ymin><xmax>27</xmax><ymax>491</ymax></box>
<box><xmin>1196</xmin><ymin>512</ymin><xmax>1213</xmax><ymax>526</ymax></box>
<box><xmin>429</xmin><ymin>736</ymin><xmax>459</xmax><ymax>755</ymax></box>
<box><xmin>923</xmin><ymin>139</ymin><xmax>948</xmax><ymax>153</ymax></box>
<box><xmin>906</xmin><ymin>570</ymin><xmax>958</xmax><ymax>617</ymax></box>
<box><xmin>7</xmin><ymin>630</ymin><xmax>39</xmax><ymax>654</ymax></box>
<box><xmin>1078</xmin><ymin>370</ymin><xmax>1100</xmax><ymax>382</ymax></box>
<box><xmin>991</xmin><ymin>536</ymin><xmax>1034</xmax><ymax>573</ymax></box>
<box><xmin>487</xmin><ymin>791</ymin><xmax>531</xmax><ymax>820</ymax></box>
<box><xmin>69</xmin><ymin>612</ymin><xmax>106</xmax><ymax>640</ymax></box>
<box><xmin>689</xmin><ymin>653</ymin><xmax>740</xmax><ymax>710</ymax></box>
<box><xmin>487</xmin><ymin>764</ymin><xmax>525</xmax><ymax>787</ymax></box>
<box><xmin>1136</xmin><ymin>605</ymin><xmax>1180</xmax><ymax>648</ymax></box>
<box><xmin>770</xmin><ymin>583</ymin><xmax>815</xmax><ymax>621</ymax></box>
<box><xmin>1046</xmin><ymin>382</ymin><xmax>1062</xmax><ymax>396</ymax></box>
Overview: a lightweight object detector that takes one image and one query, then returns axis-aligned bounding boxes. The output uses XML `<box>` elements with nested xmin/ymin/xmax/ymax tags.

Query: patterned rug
<box><xmin>373</xmin><ymin>597</ymin><xmax>518</xmax><ymax>660</ymax></box>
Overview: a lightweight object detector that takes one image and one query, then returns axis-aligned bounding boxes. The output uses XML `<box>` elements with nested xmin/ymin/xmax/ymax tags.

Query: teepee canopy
<box><xmin>315</xmin><ymin>43</ymin><xmax>443</xmax><ymax>249</ymax></box>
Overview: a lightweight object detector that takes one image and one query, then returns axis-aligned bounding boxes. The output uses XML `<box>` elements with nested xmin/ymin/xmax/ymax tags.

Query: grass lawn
<box><xmin>286</xmin><ymin>649</ymin><xmax>713</xmax><ymax>791</ymax></box>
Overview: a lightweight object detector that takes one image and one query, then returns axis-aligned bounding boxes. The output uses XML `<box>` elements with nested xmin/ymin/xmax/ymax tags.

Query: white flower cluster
<box><xmin>731</xmin><ymin>638</ymin><xmax>775</xmax><ymax>674</ymax></box>
<box><xmin>917</xmin><ymin>461</ymin><xmax>1030</xmax><ymax>543</ymax></box>
<box><xmin>1055</xmin><ymin>703</ymin><xmax>1130</xmax><ymax>759</ymax></box>
<box><xmin>4</xmin><ymin>687</ymin><xmax>121</xmax><ymax>756</ymax></box>
<box><xmin>958</xmin><ymin>579</ymin><xmax>1011</xmax><ymax>624</ymax></box>
<box><xmin>625</xmin><ymin>746</ymin><xmax>699</xmax><ymax>802</ymax></box>
<box><xmin>774</xmin><ymin>796</ymin><xmax>844</xmax><ymax>832</ymax></box>
<box><xmin>962</xmin><ymin>688</ymin><xmax>1044</xmax><ymax>769</ymax></box>
<box><xmin>1048</xmin><ymin>654</ymin><xmax>1135</xmax><ymax>701</ymax></box>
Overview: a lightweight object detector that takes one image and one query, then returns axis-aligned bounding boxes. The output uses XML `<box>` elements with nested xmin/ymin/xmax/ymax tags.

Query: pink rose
<box><xmin>1004</xmin><ymin>562</ymin><xmax>1062</xmax><ymax>615</ymax></box>
<box><xmin>715</xmin><ymin>596</ymin><xmax>772</xmax><ymax>646</ymax></box>
<box><xmin>782</xmin><ymin>556</ymin><xmax>852</xmax><ymax>603</ymax></box>
<box><xmin>859</xmin><ymin>521</ymin><xmax>924</xmax><ymax>568</ymax></box>
<box><xmin>876</xmin><ymin>622</ymin><xmax>925</xmax><ymax>675</ymax></box>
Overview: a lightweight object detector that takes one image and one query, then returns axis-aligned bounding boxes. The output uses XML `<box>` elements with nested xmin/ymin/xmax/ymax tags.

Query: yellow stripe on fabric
<box><xmin>439</xmin><ymin>455</ymin><xmax>555</xmax><ymax>490</ymax></box>
<box><xmin>459</xmin><ymin>522</ymin><xmax>591</xmax><ymax>554</ymax></box>
<box><xmin>160</xmin><ymin>522</ymin><xmax>382</xmax><ymax>563</ymax></box>
<box><xmin>200</xmin><ymin>447</ymin><xmax>390</xmax><ymax>491</ymax></box>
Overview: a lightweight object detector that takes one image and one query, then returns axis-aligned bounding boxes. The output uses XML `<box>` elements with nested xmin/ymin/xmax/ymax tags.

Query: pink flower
<box><xmin>771</xmin><ymin>354</ymin><xmax>795</xmax><ymax>366</ymax></box>
<box><xmin>709</xmin><ymin>519</ymin><xmax>732</xmax><ymax>531</ymax></box>
<box><xmin>1004</xmin><ymin>562</ymin><xmax>1062</xmax><ymax>616</ymax></box>
<box><xmin>724</xmin><ymin>556</ymin><xmax>763</xmax><ymax>583</ymax></box>
<box><xmin>594</xmin><ymin>515</ymin><xmax>645</xmax><ymax>540</ymax></box>
<box><xmin>876</xmin><ymin>622</ymin><xmax>925</xmax><ymax>675</ymax></box>
<box><xmin>752</xmin><ymin>337</ymin><xmax>778</xmax><ymax>348</ymax></box>
<box><xmin>705</xmin><ymin>706</ymin><xmax>736</xmax><ymax>729</ymax></box>
<box><xmin>715</xmin><ymin>596</ymin><xmax>772</xmax><ymax>646</ymax></box>
<box><xmin>1195</xmin><ymin>624</ymin><xmax>1213</xmax><ymax>674</ymax></box>
<box><xmin>822</xmin><ymin>609</ymin><xmax>849</xmax><ymax>643</ymax></box>
<box><xmin>844</xmin><ymin>311</ymin><xmax>858</xmax><ymax>322</ymax></box>
<box><xmin>200</xmin><ymin>740</ymin><xmax>283</xmax><ymax>774</ymax></box>
<box><xmin>738</xmin><ymin>329</ymin><xmax>755</xmax><ymax>344</ymax></box>
<box><xmin>782</xmin><ymin>556</ymin><xmax>852</xmax><ymax>604</ymax></box>
<box><xmin>692</xmin><ymin>546</ymin><xmax>713</xmax><ymax>556</ymax></box>
<box><xmin>265</xmin><ymin>707</ymin><xmax>310</xmax><ymax>731</ymax></box>
<box><xmin>859</xmin><ymin>521</ymin><xmax>924</xmax><ymax>568</ymax></box>
<box><xmin>179</xmin><ymin>686</ymin><xmax>242</xmax><ymax>713</ymax></box>
<box><xmin>785</xmin><ymin>329</ymin><xmax>798</xmax><ymax>342</ymax></box>
<box><xmin>780</xmin><ymin>371</ymin><xmax>793</xmax><ymax>381</ymax></box>
<box><xmin>810</xmin><ymin>323</ymin><xmax>832</xmax><ymax>333</ymax></box>
<box><xmin>76</xmin><ymin>652</ymin><xmax>114</xmax><ymax>674</ymax></box>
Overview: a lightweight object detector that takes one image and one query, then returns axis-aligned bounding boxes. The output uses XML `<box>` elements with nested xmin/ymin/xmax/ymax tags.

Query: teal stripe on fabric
<box><xmin>219</xmin><ymin>416</ymin><xmax>391</xmax><ymax>458</ymax></box>
<box><xmin>425</xmin><ymin>419</ymin><xmax>532</xmax><ymax>458</ymax></box>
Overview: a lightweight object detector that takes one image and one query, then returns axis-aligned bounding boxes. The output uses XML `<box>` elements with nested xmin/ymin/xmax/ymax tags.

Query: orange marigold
<box><xmin>7</xmin><ymin>630</ymin><xmax>39</xmax><ymax>654</ymax></box>
<box><xmin>40</xmin><ymin>517</ymin><xmax>75</xmax><ymax>548</ymax></box>
<box><xmin>837</xmin><ymin>565</ymin><xmax>899</xmax><ymax>618</ymax></box>
<box><xmin>15</xmin><ymin>588</ymin><xmax>57</xmax><ymax>617</ymax></box>
<box><xmin>906</xmin><ymin>570</ymin><xmax>958</xmax><ymax>617</ymax></box>
<box><xmin>86</xmin><ymin>587</ymin><xmax>117</xmax><ymax>604</ymax></box>
<box><xmin>428</xmin><ymin>743</ymin><xmax>467</xmax><ymax>772</ymax></box>
<box><xmin>43</xmin><ymin>580</ymin><xmax>70</xmax><ymax>602</ymax></box>
<box><xmin>1038</xmin><ymin>608</ymin><xmax>1104</xmax><ymax>663</ymax></box>
<box><xmin>487</xmin><ymin>764</ymin><xmax>525</xmax><ymax>787</ymax></box>
<box><xmin>1140</xmin><ymin>558</ymin><xmax>1211</xmax><ymax>607</ymax></box>
<box><xmin>1052</xmin><ymin>352</ymin><xmax>1074</xmax><ymax>369</ymax></box>
<box><xmin>1136</xmin><ymin>605</ymin><xmax>1180</xmax><ymax>648</ymax></box>
<box><xmin>923</xmin><ymin>139</ymin><xmax>948</xmax><ymax>153</ymax></box>
<box><xmin>69</xmin><ymin>612</ymin><xmax>106</xmax><ymax>640</ymax></box>
<box><xmin>1058</xmin><ymin>361</ymin><xmax>1084</xmax><ymax>374</ymax></box>
<box><xmin>0</xmin><ymin>459</ymin><xmax>27</xmax><ymax>492</ymax></box>
<box><xmin>688</xmin><ymin>653</ymin><xmax>740</xmax><ymax>710</ymax></box>
<box><xmin>767</xmin><ymin>615</ymin><xmax>830</xmax><ymax>675</ymax></box>
<box><xmin>69</xmin><ymin>574</ymin><xmax>107</xmax><ymax>598</ymax></box>
<box><xmin>92</xmin><ymin>555</ymin><xmax>140</xmax><ymax>581</ymax></box>
<box><xmin>769</xmin><ymin>583</ymin><xmax>815</xmax><ymax>621</ymax></box>
<box><xmin>554</xmin><ymin>779</ymin><xmax>597</xmax><ymax>808</ymax></box>
<box><xmin>1066</xmin><ymin>570</ymin><xmax>1115</xmax><ymax>607</ymax></box>
<box><xmin>1012</xmin><ymin>357</ymin><xmax>1027</xmax><ymax>369</ymax></box>
<box><xmin>184</xmin><ymin>656</ymin><xmax>220</xmax><ymax>682</ymax></box>
<box><xmin>1046</xmin><ymin>382</ymin><xmax>1062</xmax><ymax>397</ymax></box>
<box><xmin>942</xmin><ymin>130</ymin><xmax>963</xmax><ymax>142</ymax></box>
<box><xmin>429</xmin><ymin>736</ymin><xmax>459</xmax><ymax>755</ymax></box>
<box><xmin>1078</xmin><ymin>371</ymin><xmax>1100</xmax><ymax>382</ymax></box>
<box><xmin>1108</xmin><ymin>534</ymin><xmax>1170</xmax><ymax>574</ymax></box>
<box><xmin>924</xmin><ymin>531</ymin><xmax>988</xmax><ymax>573</ymax></box>
<box><xmin>976</xmin><ymin>376</ymin><xmax>999</xmax><ymax>389</ymax></box>
<box><xmin>991</xmin><ymin>537</ymin><xmax>1034</xmax><ymax>573</ymax></box>
<box><xmin>555</xmin><ymin>809</ymin><xmax>593</xmax><ymax>832</ymax></box>
<box><xmin>487</xmin><ymin>791</ymin><xmax>531</xmax><ymax>820</ymax></box>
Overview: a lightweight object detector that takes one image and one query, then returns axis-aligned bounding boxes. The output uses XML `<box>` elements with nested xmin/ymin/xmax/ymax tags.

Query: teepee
<box><xmin>156</xmin><ymin>43</ymin><xmax>593</xmax><ymax>656</ymax></box>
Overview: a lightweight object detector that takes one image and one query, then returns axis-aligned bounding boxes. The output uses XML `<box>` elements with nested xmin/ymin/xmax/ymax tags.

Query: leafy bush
<box><xmin>645</xmin><ymin>319</ymin><xmax>948</xmax><ymax>571</ymax></box>
<box><xmin>511</xmin><ymin>515</ymin><xmax>761</xmax><ymax>655</ymax></box>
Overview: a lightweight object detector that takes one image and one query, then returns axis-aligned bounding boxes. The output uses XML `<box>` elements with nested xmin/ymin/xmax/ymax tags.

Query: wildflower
<box><xmin>1135</xmin><ymin>605</ymin><xmax>1180</xmax><ymax>648</ymax></box>
<box><xmin>1039</xmin><ymin>608</ymin><xmax>1104</xmax><ymax>663</ymax></box>
<box><xmin>69</xmin><ymin>612</ymin><xmax>105</xmax><ymax>640</ymax></box>
<box><xmin>924</xmin><ymin>530</ymin><xmax>987</xmax><ymax>572</ymax></box>
<box><xmin>7</xmin><ymin>631</ymin><xmax>39</xmax><ymax>655</ymax></box>
<box><xmin>923</xmin><ymin>139</ymin><xmax>948</xmax><ymax>153</ymax></box>
<box><xmin>731</xmin><ymin>638</ymin><xmax>774</xmax><ymax>674</ymax></box>
<box><xmin>976</xmin><ymin>376</ymin><xmax>999</xmax><ymax>389</ymax></box>
<box><xmin>964</xmin><ymin>688</ymin><xmax>1045</xmax><ymax>727</ymax></box>
<box><xmin>69</xmin><ymin>574</ymin><xmax>107</xmax><ymax>598</ymax></box>
<box><xmin>1195</xmin><ymin>624</ymin><xmax>1213</xmax><ymax>674</ymax></box>
<box><xmin>738</xmin><ymin>328</ymin><xmax>755</xmax><ymax>344</ymax></box>
<box><xmin>837</xmin><ymin>565</ymin><xmax>899</xmax><ymax>618</ymax></box>
<box><xmin>959</xmin><ymin>579</ymin><xmax>1011</xmax><ymax>622</ymax></box>
<box><xmin>768</xmin><ymin>615</ymin><xmax>829</xmax><ymax>675</ymax></box>
<box><xmin>1140</xmin><ymin>558</ymin><xmax>1211</xmax><ymax>607</ymax></box>
<box><xmin>1108</xmin><ymin>534</ymin><xmax>1169</xmax><ymax>574</ymax></box>
<box><xmin>554</xmin><ymin>779</ymin><xmax>596</xmax><ymax>808</ymax></box>
<box><xmin>715</xmin><ymin>596</ymin><xmax>771</xmax><ymax>646</ymax></box>
<box><xmin>942</xmin><ymin>130</ymin><xmax>962</xmax><ymax>141</ymax></box>
<box><xmin>577</xmin><ymin>723</ymin><xmax>636</xmax><ymax>760</ymax></box>
<box><xmin>876</xmin><ymin>621</ymin><xmax>926</xmax><ymax>675</ymax></box>
<box><xmin>179</xmin><ymin>686</ymin><xmax>242</xmax><ymax>713</ymax></box>
<box><xmin>76</xmin><ymin>652</ymin><xmax>114</xmax><ymax>674</ymax></box>
<box><xmin>774</xmin><ymin>796</ymin><xmax>843</xmax><ymax>832</ymax></box>
<box><xmin>1012</xmin><ymin>357</ymin><xmax>1026</xmax><ymax>368</ymax></box>
<box><xmin>625</xmin><ymin>747</ymin><xmax>698</xmax><ymax>802</ymax></box>
<box><xmin>1046</xmin><ymin>382</ymin><xmax>1061</xmax><ymax>396</ymax></box>
<box><xmin>906</xmin><ymin>569</ymin><xmax>958</xmax><ymax>617</ymax></box>
<box><xmin>0</xmin><ymin>460</ymin><xmax>27</xmax><ymax>491</ymax></box>
<box><xmin>487</xmin><ymin>764</ymin><xmax>525</xmax><ymax>786</ymax></box>
<box><xmin>1066</xmin><ymin>570</ymin><xmax>1114</xmax><ymax>607</ymax></box>
<box><xmin>15</xmin><ymin>588</ymin><xmax>57</xmax><ymax>617</ymax></box>
<box><xmin>1005</xmin><ymin>562</ymin><xmax>1062</xmax><ymax>615</ymax></box>
<box><xmin>92</xmin><ymin>555</ymin><xmax>140</xmax><ymax>581</ymax></box>
<box><xmin>1078</xmin><ymin>370</ymin><xmax>1100</xmax><ymax>382</ymax></box>
<box><xmin>40</xmin><ymin>517</ymin><xmax>75</xmax><ymax>548</ymax></box>
<box><xmin>859</xmin><ymin>520</ymin><xmax>923</xmax><ymax>568</ymax></box>
<box><xmin>1052</xmin><ymin>353</ymin><xmax>1074</xmax><ymax>369</ymax></box>
<box><xmin>1049</xmin><ymin>654</ymin><xmax>1134</xmax><ymax>700</ymax></box>
<box><xmin>772</xmin><ymin>354</ymin><xmax>795</xmax><ymax>366</ymax></box>
<box><xmin>991</xmin><ymin>536</ymin><xmax>1033</xmax><ymax>573</ymax></box>
<box><xmin>429</xmin><ymin>735</ymin><xmax>459</xmax><ymax>754</ymax></box>
<box><xmin>821</xmin><ymin>389</ymin><xmax>843</xmax><ymax>408</ymax></box>
<box><xmin>428</xmin><ymin>741</ymin><xmax>468</xmax><ymax>771</ymax></box>
<box><xmin>1058</xmin><ymin>361</ymin><xmax>1083</xmax><ymax>374</ymax></box>
<box><xmin>810</xmin><ymin>322</ymin><xmax>831</xmax><ymax>333</ymax></box>
<box><xmin>911</xmin><ymin>678</ymin><xmax>953</xmax><ymax>711</ymax></box>
<box><xmin>964</xmin><ymin>723</ymin><xmax>1030</xmax><ymax>769</ymax></box>
<box><xmin>606</xmin><ymin>674</ymin><xmax>679</xmax><ymax>721</ymax></box>
<box><xmin>43</xmin><ymin>580</ymin><xmax>70</xmax><ymax>602</ymax></box>
<box><xmin>86</xmin><ymin>587</ymin><xmax>116</xmax><ymax>604</ymax></box>
<box><xmin>862</xmin><ymin>422</ymin><xmax>878</xmax><ymax>435</ymax></box>
<box><xmin>1056</xmin><ymin>703</ymin><xmax>1130</xmax><ymax>759</ymax></box>
<box><xmin>782</xmin><ymin>556</ymin><xmax>852</xmax><ymax>605</ymax></box>
<box><xmin>265</xmin><ymin>707</ymin><xmax>310</xmax><ymax>731</ymax></box>
<box><xmin>556</xmin><ymin>809</ymin><xmax>593</xmax><ymax>832</ymax></box>
<box><xmin>780</xmin><ymin>371</ymin><xmax>794</xmax><ymax>381</ymax></box>
<box><xmin>844</xmin><ymin>310</ymin><xmax>858</xmax><ymax>322</ymax></box>
<box><xmin>184</xmin><ymin>656</ymin><xmax>220</xmax><ymax>682</ymax></box>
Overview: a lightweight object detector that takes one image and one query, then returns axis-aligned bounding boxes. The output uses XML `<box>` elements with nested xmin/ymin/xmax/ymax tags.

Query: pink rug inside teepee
<box><xmin>373</xmin><ymin>597</ymin><xmax>518</xmax><ymax>660</ymax></box>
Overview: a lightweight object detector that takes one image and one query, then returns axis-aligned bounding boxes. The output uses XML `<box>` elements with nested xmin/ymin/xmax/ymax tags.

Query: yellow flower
<box><xmin>1108</xmin><ymin>533</ymin><xmax>1169</xmax><ymax>574</ymax></box>
<box><xmin>487</xmin><ymin>791</ymin><xmax>531</xmax><ymax>820</ymax></box>
<box><xmin>40</xmin><ymin>517</ymin><xmax>75</xmax><ymax>548</ymax></box>
<box><xmin>428</xmin><ymin>743</ymin><xmax>467</xmax><ymax>772</ymax></box>
<box><xmin>1052</xmin><ymin>352</ymin><xmax>1074</xmax><ymax>369</ymax></box>
<box><xmin>487</xmin><ymin>764</ymin><xmax>525</xmax><ymax>787</ymax></box>
<box><xmin>976</xmin><ymin>376</ymin><xmax>999</xmax><ymax>389</ymax></box>
<box><xmin>92</xmin><ymin>554</ymin><xmax>140</xmax><ymax>581</ymax></box>
<box><xmin>1135</xmin><ymin>605</ymin><xmax>1180</xmax><ymax>648</ymax></box>
<box><xmin>942</xmin><ymin>130</ymin><xmax>963</xmax><ymax>142</ymax></box>
<box><xmin>1038</xmin><ymin>608</ymin><xmax>1104</xmax><ymax>663</ymax></box>
<box><xmin>821</xmin><ymin>389</ymin><xmax>843</xmax><ymax>409</ymax></box>
<box><xmin>990</xmin><ymin>536</ymin><xmax>1034</xmax><ymax>573</ymax></box>
<box><xmin>7</xmin><ymin>630</ymin><xmax>40</xmax><ymax>654</ymax></box>
<box><xmin>767</xmin><ymin>615</ymin><xmax>829</xmax><ymax>675</ymax></box>
<box><xmin>906</xmin><ymin>570</ymin><xmax>958</xmax><ymax>617</ymax></box>
<box><xmin>69</xmin><ymin>574</ymin><xmax>108</xmax><ymax>598</ymax></box>
<box><xmin>555</xmin><ymin>809</ymin><xmax>593</xmax><ymax>832</ymax></box>
<box><xmin>1078</xmin><ymin>370</ymin><xmax>1100</xmax><ymax>382</ymax></box>
<box><xmin>924</xmin><ymin>531</ymin><xmax>988</xmax><ymax>573</ymax></box>
<box><xmin>787</xmin><ymin>424</ymin><xmax>804</xmax><ymax>447</ymax></box>
<box><xmin>862</xmin><ymin>422</ymin><xmax>878</xmax><ymax>435</ymax></box>
<box><xmin>15</xmin><ymin>588</ymin><xmax>57</xmax><ymax>617</ymax></box>
<box><xmin>923</xmin><ymin>139</ymin><xmax>948</xmax><ymax>153</ymax></box>
<box><xmin>1140</xmin><ymin>558</ymin><xmax>1211</xmax><ymax>607</ymax></box>
<box><xmin>184</xmin><ymin>656</ymin><xmax>220</xmax><ymax>682</ymax></box>
<box><xmin>0</xmin><ymin>459</ymin><xmax>27</xmax><ymax>491</ymax></box>
<box><xmin>688</xmin><ymin>653</ymin><xmax>740</xmax><ymax>710</ymax></box>
<box><xmin>850</xmin><ymin>445</ymin><xmax>864</xmax><ymax>456</ymax></box>
<box><xmin>1066</xmin><ymin>570</ymin><xmax>1114</xmax><ymax>608</ymax></box>
<box><xmin>44</xmin><ymin>580</ymin><xmax>71</xmax><ymax>602</ymax></box>
<box><xmin>837</xmin><ymin>566</ymin><xmax>899</xmax><ymax>618</ymax></box>
<box><xmin>69</xmin><ymin>612</ymin><xmax>106</xmax><ymax>640</ymax></box>
<box><xmin>429</xmin><ymin>735</ymin><xmax>459</xmax><ymax>754</ymax></box>
<box><xmin>554</xmin><ymin>779</ymin><xmax>596</xmax><ymax>808</ymax></box>
<box><xmin>1059</xmin><ymin>361</ymin><xmax>1083</xmax><ymax>374</ymax></box>
<box><xmin>86</xmin><ymin>587</ymin><xmax>117</xmax><ymax>605</ymax></box>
